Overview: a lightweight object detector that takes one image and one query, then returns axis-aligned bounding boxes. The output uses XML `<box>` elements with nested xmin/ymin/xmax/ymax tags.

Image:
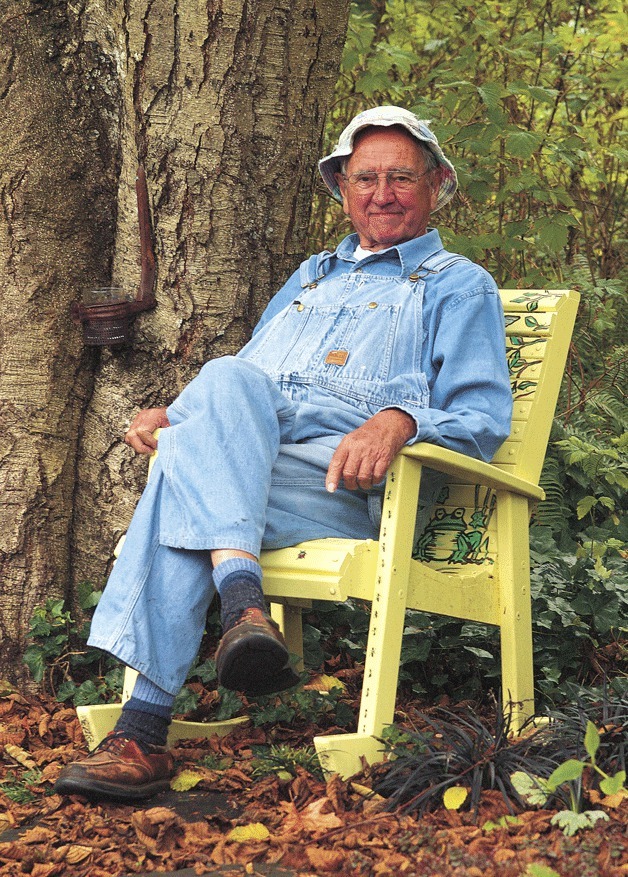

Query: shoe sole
<box><xmin>54</xmin><ymin>774</ymin><xmax>171</xmax><ymax>802</ymax></box>
<box><xmin>216</xmin><ymin>630</ymin><xmax>298</xmax><ymax>695</ymax></box>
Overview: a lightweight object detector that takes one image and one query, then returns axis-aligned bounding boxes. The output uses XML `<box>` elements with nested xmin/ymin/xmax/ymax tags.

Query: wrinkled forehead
<box><xmin>347</xmin><ymin>125</ymin><xmax>431</xmax><ymax>168</ymax></box>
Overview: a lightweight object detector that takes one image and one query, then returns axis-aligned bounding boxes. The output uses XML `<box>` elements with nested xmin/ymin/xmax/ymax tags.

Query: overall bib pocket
<box><xmin>240</xmin><ymin>272</ymin><xmax>429</xmax><ymax>416</ymax></box>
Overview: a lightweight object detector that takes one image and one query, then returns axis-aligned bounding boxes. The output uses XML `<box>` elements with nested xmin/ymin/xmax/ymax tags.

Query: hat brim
<box><xmin>318</xmin><ymin>114</ymin><xmax>457</xmax><ymax>212</ymax></box>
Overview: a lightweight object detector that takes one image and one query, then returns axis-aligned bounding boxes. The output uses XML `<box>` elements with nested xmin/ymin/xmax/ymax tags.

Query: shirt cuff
<box><xmin>379</xmin><ymin>404</ymin><xmax>422</xmax><ymax>445</ymax></box>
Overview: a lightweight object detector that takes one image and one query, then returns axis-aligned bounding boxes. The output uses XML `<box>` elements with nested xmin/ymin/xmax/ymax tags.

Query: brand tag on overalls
<box><xmin>325</xmin><ymin>349</ymin><xmax>349</xmax><ymax>366</ymax></box>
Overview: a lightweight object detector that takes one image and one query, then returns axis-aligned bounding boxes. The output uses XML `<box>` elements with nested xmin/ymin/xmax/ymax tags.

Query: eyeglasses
<box><xmin>341</xmin><ymin>169</ymin><xmax>432</xmax><ymax>192</ymax></box>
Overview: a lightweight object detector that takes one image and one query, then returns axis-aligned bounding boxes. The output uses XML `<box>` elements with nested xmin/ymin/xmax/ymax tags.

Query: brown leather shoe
<box><xmin>215</xmin><ymin>607</ymin><xmax>300</xmax><ymax>696</ymax></box>
<box><xmin>54</xmin><ymin>732</ymin><xmax>174</xmax><ymax>801</ymax></box>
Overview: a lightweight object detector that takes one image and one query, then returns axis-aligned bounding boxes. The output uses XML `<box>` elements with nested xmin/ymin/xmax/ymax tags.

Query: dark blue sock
<box><xmin>216</xmin><ymin>568</ymin><xmax>265</xmax><ymax>631</ymax></box>
<box><xmin>115</xmin><ymin>697</ymin><xmax>171</xmax><ymax>748</ymax></box>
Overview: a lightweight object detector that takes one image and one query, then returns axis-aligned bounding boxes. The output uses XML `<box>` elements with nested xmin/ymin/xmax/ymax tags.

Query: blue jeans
<box><xmin>88</xmin><ymin>357</ymin><xmax>383</xmax><ymax>693</ymax></box>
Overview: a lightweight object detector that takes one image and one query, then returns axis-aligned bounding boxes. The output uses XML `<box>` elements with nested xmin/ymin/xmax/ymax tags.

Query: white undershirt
<box><xmin>353</xmin><ymin>244</ymin><xmax>376</xmax><ymax>261</ymax></box>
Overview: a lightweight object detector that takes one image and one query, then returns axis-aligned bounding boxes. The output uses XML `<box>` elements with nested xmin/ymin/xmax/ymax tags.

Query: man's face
<box><xmin>336</xmin><ymin>127</ymin><xmax>441</xmax><ymax>252</ymax></box>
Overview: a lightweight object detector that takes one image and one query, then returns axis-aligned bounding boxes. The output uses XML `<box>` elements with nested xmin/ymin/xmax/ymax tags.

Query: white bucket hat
<box><xmin>319</xmin><ymin>105</ymin><xmax>457</xmax><ymax>211</ymax></box>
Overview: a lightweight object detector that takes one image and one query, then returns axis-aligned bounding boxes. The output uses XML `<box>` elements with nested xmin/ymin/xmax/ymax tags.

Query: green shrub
<box><xmin>23</xmin><ymin>584</ymin><xmax>123</xmax><ymax>705</ymax></box>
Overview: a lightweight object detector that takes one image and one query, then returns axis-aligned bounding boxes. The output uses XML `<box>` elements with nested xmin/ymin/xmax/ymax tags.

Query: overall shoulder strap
<box><xmin>300</xmin><ymin>251</ymin><xmax>333</xmax><ymax>287</ymax></box>
<box><xmin>417</xmin><ymin>249</ymin><xmax>472</xmax><ymax>274</ymax></box>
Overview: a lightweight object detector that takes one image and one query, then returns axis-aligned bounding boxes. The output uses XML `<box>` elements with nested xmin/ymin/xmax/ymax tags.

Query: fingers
<box><xmin>325</xmin><ymin>446</ymin><xmax>346</xmax><ymax>493</ymax></box>
<box><xmin>326</xmin><ymin>437</ymin><xmax>389</xmax><ymax>493</ymax></box>
<box><xmin>325</xmin><ymin>410</ymin><xmax>416</xmax><ymax>492</ymax></box>
<box><xmin>124</xmin><ymin>407</ymin><xmax>170</xmax><ymax>455</ymax></box>
<box><xmin>124</xmin><ymin>427</ymin><xmax>158</xmax><ymax>454</ymax></box>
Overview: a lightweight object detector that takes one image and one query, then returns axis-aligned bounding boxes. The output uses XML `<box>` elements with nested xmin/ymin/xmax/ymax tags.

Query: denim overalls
<box><xmin>88</xmin><ymin>235</ymin><xmax>511</xmax><ymax>694</ymax></box>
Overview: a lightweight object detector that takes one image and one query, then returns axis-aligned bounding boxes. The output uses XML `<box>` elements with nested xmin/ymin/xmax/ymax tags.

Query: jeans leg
<box><xmin>262</xmin><ymin>443</ymin><xmax>379</xmax><ymax>549</ymax></box>
<box><xmin>157</xmin><ymin>357</ymin><xmax>298</xmax><ymax>554</ymax></box>
<box><xmin>87</xmin><ymin>468</ymin><xmax>215</xmax><ymax>694</ymax></box>
<box><xmin>89</xmin><ymin>358</ymin><xmax>299</xmax><ymax>692</ymax></box>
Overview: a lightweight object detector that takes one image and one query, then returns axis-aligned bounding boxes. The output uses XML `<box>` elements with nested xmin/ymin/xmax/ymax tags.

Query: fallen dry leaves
<box><xmin>0</xmin><ymin>688</ymin><xmax>626</xmax><ymax>877</ymax></box>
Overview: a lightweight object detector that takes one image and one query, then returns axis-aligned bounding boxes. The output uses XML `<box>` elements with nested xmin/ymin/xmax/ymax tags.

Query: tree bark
<box><xmin>0</xmin><ymin>0</ymin><xmax>349</xmax><ymax>682</ymax></box>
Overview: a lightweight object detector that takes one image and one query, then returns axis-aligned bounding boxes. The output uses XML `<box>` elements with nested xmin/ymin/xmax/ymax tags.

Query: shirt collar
<box><xmin>331</xmin><ymin>229</ymin><xmax>445</xmax><ymax>278</ymax></box>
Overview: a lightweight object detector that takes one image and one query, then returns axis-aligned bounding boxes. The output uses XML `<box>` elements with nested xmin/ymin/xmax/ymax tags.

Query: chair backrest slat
<box><xmin>499</xmin><ymin>288</ymin><xmax>579</xmax><ymax>485</ymax></box>
<box><xmin>414</xmin><ymin>288</ymin><xmax>579</xmax><ymax>569</ymax></box>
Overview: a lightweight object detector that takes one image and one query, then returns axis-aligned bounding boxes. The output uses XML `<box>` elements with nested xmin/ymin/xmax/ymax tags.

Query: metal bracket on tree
<box><xmin>72</xmin><ymin>165</ymin><xmax>157</xmax><ymax>346</ymax></box>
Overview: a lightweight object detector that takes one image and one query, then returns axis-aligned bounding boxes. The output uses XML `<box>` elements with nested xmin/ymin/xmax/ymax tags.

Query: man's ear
<box><xmin>335</xmin><ymin>172</ymin><xmax>351</xmax><ymax>216</ymax></box>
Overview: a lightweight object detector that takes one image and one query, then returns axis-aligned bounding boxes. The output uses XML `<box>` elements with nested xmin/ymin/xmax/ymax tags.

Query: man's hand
<box><xmin>326</xmin><ymin>408</ymin><xmax>416</xmax><ymax>492</ymax></box>
<box><xmin>124</xmin><ymin>407</ymin><xmax>171</xmax><ymax>455</ymax></box>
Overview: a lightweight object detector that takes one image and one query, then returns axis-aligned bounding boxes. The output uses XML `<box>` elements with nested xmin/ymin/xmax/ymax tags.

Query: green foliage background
<box><xmin>25</xmin><ymin>0</ymin><xmax>626</xmax><ymax>712</ymax></box>
<box><xmin>312</xmin><ymin>0</ymin><xmax>626</xmax><ymax>284</ymax></box>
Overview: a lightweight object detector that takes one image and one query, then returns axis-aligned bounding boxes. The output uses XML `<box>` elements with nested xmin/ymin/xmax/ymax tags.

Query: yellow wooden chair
<box><xmin>77</xmin><ymin>288</ymin><xmax>579</xmax><ymax>778</ymax></box>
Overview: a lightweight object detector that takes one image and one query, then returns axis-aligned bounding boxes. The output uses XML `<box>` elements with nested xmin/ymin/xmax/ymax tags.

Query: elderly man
<box><xmin>56</xmin><ymin>106</ymin><xmax>512</xmax><ymax>801</ymax></box>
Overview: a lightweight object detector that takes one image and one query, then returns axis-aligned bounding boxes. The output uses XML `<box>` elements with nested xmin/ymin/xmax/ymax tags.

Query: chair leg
<box><xmin>270</xmin><ymin>601</ymin><xmax>304</xmax><ymax>671</ymax></box>
<box><xmin>496</xmin><ymin>491</ymin><xmax>535</xmax><ymax>732</ymax></box>
<box><xmin>122</xmin><ymin>666</ymin><xmax>138</xmax><ymax>703</ymax></box>
<box><xmin>315</xmin><ymin>455</ymin><xmax>422</xmax><ymax>777</ymax></box>
<box><xmin>358</xmin><ymin>454</ymin><xmax>422</xmax><ymax>735</ymax></box>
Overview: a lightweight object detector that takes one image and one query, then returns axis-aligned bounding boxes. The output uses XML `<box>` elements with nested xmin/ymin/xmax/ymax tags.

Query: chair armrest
<box><xmin>149</xmin><ymin>428</ymin><xmax>541</xmax><ymax>499</ymax></box>
<box><xmin>399</xmin><ymin>443</ymin><xmax>544</xmax><ymax>501</ymax></box>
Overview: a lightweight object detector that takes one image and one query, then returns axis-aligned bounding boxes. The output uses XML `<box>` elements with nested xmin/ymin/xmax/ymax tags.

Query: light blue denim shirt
<box><xmin>238</xmin><ymin>228</ymin><xmax>512</xmax><ymax>463</ymax></box>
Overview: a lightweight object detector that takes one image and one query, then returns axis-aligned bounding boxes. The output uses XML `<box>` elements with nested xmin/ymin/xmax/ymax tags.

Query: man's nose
<box><xmin>371</xmin><ymin>176</ymin><xmax>396</xmax><ymax>203</ymax></box>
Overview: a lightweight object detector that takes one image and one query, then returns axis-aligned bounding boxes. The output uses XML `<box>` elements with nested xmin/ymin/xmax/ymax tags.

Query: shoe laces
<box><xmin>222</xmin><ymin>604</ymin><xmax>267</xmax><ymax>633</ymax></box>
<box><xmin>231</xmin><ymin>607</ymin><xmax>278</xmax><ymax>631</ymax></box>
<box><xmin>96</xmin><ymin>730</ymin><xmax>155</xmax><ymax>756</ymax></box>
<box><xmin>236</xmin><ymin>607</ymin><xmax>265</xmax><ymax>623</ymax></box>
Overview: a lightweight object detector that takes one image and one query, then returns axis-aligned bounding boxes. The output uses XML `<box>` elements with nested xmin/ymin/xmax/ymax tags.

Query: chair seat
<box><xmin>262</xmin><ymin>538</ymin><xmax>377</xmax><ymax>603</ymax></box>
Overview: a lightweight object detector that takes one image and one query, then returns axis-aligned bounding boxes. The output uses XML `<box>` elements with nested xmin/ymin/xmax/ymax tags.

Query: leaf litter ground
<box><xmin>0</xmin><ymin>687</ymin><xmax>626</xmax><ymax>877</ymax></box>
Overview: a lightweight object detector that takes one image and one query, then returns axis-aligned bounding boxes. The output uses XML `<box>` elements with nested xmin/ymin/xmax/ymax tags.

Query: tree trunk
<box><xmin>0</xmin><ymin>0</ymin><xmax>349</xmax><ymax>683</ymax></box>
